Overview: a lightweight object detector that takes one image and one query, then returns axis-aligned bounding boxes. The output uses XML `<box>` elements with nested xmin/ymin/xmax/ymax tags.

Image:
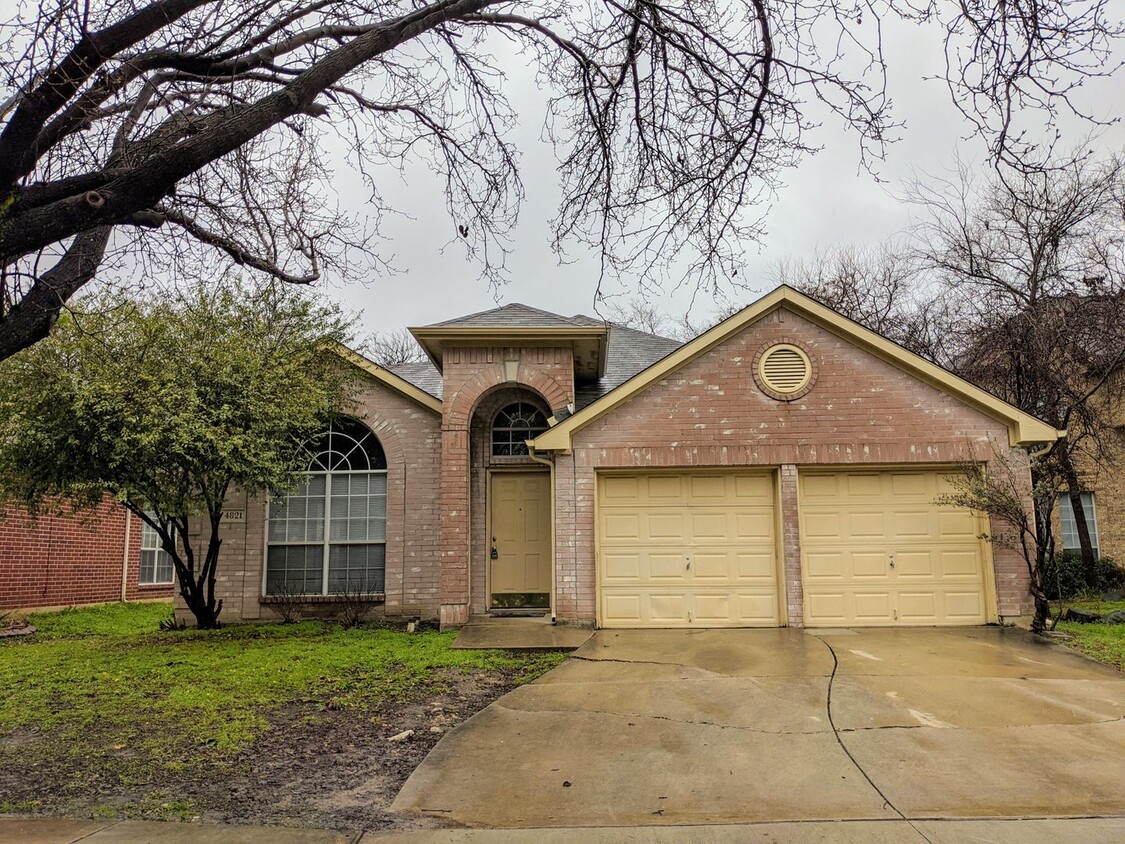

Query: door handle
<box><xmin>889</xmin><ymin>552</ymin><xmax>895</xmax><ymax>569</ymax></box>
<box><xmin>491</xmin><ymin>545</ymin><xmax>499</xmax><ymax>560</ymax></box>
<box><xmin>685</xmin><ymin>554</ymin><xmax>692</xmax><ymax>570</ymax></box>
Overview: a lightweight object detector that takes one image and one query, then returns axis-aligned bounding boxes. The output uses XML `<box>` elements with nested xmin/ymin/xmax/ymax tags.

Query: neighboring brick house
<box><xmin>1056</xmin><ymin>385</ymin><xmax>1125</xmax><ymax>563</ymax></box>
<box><xmin>196</xmin><ymin>286</ymin><xmax>1061</xmax><ymax>629</ymax></box>
<box><xmin>1</xmin><ymin>497</ymin><xmax>173</xmax><ymax>612</ymax></box>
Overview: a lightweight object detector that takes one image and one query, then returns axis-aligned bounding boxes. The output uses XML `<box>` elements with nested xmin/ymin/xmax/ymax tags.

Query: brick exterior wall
<box><xmin>0</xmin><ymin>497</ymin><xmax>164</xmax><ymax>612</ymax></box>
<box><xmin>1061</xmin><ymin>431</ymin><xmax>1125</xmax><ymax>563</ymax></box>
<box><xmin>468</xmin><ymin>387</ymin><xmax>553</xmax><ymax>615</ymax></box>
<box><xmin>184</xmin><ymin>376</ymin><xmax>443</xmax><ymax>624</ymax></box>
<box><xmin>438</xmin><ymin>346</ymin><xmax>575</xmax><ymax>625</ymax></box>
<box><xmin>556</xmin><ymin>306</ymin><xmax>1035</xmax><ymax>624</ymax></box>
<box><xmin>177</xmin><ymin>303</ymin><xmax>1041</xmax><ymax>628</ymax></box>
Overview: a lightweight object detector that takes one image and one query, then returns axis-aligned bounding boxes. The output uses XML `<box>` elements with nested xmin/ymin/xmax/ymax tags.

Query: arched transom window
<box><xmin>266</xmin><ymin>418</ymin><xmax>387</xmax><ymax>596</ymax></box>
<box><xmin>492</xmin><ymin>402</ymin><xmax>548</xmax><ymax>456</ymax></box>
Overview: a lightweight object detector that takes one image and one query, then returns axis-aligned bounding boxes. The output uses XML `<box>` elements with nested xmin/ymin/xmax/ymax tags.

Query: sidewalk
<box><xmin>4</xmin><ymin>816</ymin><xmax>1125</xmax><ymax>843</ymax></box>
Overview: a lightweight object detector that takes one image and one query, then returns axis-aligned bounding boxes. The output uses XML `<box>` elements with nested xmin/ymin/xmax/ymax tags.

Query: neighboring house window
<box><xmin>266</xmin><ymin>418</ymin><xmax>388</xmax><ymax>595</ymax></box>
<box><xmin>139</xmin><ymin>516</ymin><xmax>175</xmax><ymax>585</ymax></box>
<box><xmin>1059</xmin><ymin>492</ymin><xmax>1100</xmax><ymax>558</ymax></box>
<box><xmin>492</xmin><ymin>402</ymin><xmax>548</xmax><ymax>456</ymax></box>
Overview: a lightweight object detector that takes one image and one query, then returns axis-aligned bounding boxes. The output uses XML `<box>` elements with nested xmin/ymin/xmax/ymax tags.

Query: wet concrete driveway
<box><xmin>393</xmin><ymin>626</ymin><xmax>1125</xmax><ymax>829</ymax></box>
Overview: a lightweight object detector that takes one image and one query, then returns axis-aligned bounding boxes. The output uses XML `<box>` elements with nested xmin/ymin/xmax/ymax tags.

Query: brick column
<box><xmin>439</xmin><ymin>426</ymin><xmax>471</xmax><ymax>627</ymax></box>
<box><xmin>779</xmin><ymin>464</ymin><xmax>805</xmax><ymax>627</ymax></box>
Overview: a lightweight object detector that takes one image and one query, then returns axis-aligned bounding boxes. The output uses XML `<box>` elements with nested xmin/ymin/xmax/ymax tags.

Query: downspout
<box><xmin>120</xmin><ymin>509</ymin><xmax>132</xmax><ymax>602</ymax></box>
<box><xmin>527</xmin><ymin>444</ymin><xmax>557</xmax><ymax>625</ymax></box>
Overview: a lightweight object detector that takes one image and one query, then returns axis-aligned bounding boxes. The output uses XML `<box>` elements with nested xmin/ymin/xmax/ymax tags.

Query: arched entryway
<box><xmin>469</xmin><ymin>387</ymin><xmax>553</xmax><ymax>614</ymax></box>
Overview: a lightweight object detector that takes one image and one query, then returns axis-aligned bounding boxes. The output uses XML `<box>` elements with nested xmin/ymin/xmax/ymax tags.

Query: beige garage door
<box><xmin>800</xmin><ymin>469</ymin><xmax>990</xmax><ymax>626</ymax></box>
<box><xmin>597</xmin><ymin>472</ymin><xmax>780</xmax><ymax>628</ymax></box>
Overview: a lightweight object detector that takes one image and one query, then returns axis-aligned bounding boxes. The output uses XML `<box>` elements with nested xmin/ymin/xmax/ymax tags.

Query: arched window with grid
<box><xmin>491</xmin><ymin>402</ymin><xmax>549</xmax><ymax>456</ymax></box>
<box><xmin>265</xmin><ymin>418</ymin><xmax>388</xmax><ymax>596</ymax></box>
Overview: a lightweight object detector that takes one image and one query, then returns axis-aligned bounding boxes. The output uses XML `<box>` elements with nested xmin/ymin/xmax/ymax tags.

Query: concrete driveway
<box><xmin>393</xmin><ymin>626</ymin><xmax>1125</xmax><ymax>830</ymax></box>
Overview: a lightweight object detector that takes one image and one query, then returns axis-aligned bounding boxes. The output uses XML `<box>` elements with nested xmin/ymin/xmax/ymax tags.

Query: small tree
<box><xmin>936</xmin><ymin>443</ymin><xmax>1061</xmax><ymax>634</ymax></box>
<box><xmin>0</xmin><ymin>279</ymin><xmax>355</xmax><ymax>628</ymax></box>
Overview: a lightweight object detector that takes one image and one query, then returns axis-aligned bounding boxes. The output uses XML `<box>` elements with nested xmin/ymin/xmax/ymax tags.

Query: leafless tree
<box><xmin>367</xmin><ymin>328</ymin><xmax>426</xmax><ymax>366</ymax></box>
<box><xmin>936</xmin><ymin>442</ymin><xmax>1060</xmax><ymax>633</ymax></box>
<box><xmin>911</xmin><ymin>151</ymin><xmax>1125</xmax><ymax>567</ymax></box>
<box><xmin>772</xmin><ymin>244</ymin><xmax>961</xmax><ymax>363</ymax></box>
<box><xmin>1</xmin><ymin>1</ymin><xmax>1120</xmax><ymax>362</ymax></box>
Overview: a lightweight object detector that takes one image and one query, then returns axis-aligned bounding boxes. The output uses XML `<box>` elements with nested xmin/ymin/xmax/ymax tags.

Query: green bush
<box><xmin>1042</xmin><ymin>552</ymin><xmax>1125</xmax><ymax>600</ymax></box>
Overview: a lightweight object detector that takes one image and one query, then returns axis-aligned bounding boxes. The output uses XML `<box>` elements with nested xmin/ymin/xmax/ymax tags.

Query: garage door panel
<box><xmin>940</xmin><ymin>548</ymin><xmax>983</xmax><ymax>578</ymax></box>
<box><xmin>734</xmin><ymin>474</ymin><xmax>774</xmax><ymax>501</ymax></box>
<box><xmin>893</xmin><ymin>550</ymin><xmax>934</xmax><ymax>578</ymax></box>
<box><xmin>692</xmin><ymin>552</ymin><xmax>729</xmax><ymax>580</ymax></box>
<box><xmin>938</xmin><ymin>510</ymin><xmax>978</xmax><ymax>539</ymax></box>
<box><xmin>734</xmin><ymin>511</ymin><xmax>774</xmax><ymax>541</ymax></box>
<box><xmin>852</xmin><ymin>551</ymin><xmax>888</xmax><ymax>578</ymax></box>
<box><xmin>603</xmin><ymin>512</ymin><xmax>640</xmax><ymax>540</ymax></box>
<box><xmin>897</xmin><ymin>591</ymin><xmax>938</xmax><ymax>622</ymax></box>
<box><xmin>601</xmin><ymin>475</ymin><xmax>641</xmax><ymax>501</ymax></box>
<box><xmin>802</xmin><ymin>474</ymin><xmax>840</xmax><ymax>499</ymax></box>
<box><xmin>846</xmin><ymin>474</ymin><xmax>883</xmax><ymax>497</ymax></box>
<box><xmin>806</xmin><ymin>551</ymin><xmax>844</xmax><ymax>579</ymax></box>
<box><xmin>646</xmin><ymin>475</ymin><xmax>683</xmax><ymax>499</ymax></box>
<box><xmin>598</xmin><ymin>472</ymin><xmax>779</xmax><ymax>628</ymax></box>
<box><xmin>944</xmin><ymin>591</ymin><xmax>986</xmax><ymax>619</ymax></box>
<box><xmin>853</xmin><ymin>592</ymin><xmax>894</xmax><ymax>622</ymax></box>
<box><xmin>890</xmin><ymin>472</ymin><xmax>929</xmax><ymax>496</ymax></box>
<box><xmin>688</xmin><ymin>474</ymin><xmax>728</xmax><ymax>499</ymax></box>
<box><xmin>890</xmin><ymin>510</ymin><xmax>931</xmax><ymax>539</ymax></box>
<box><xmin>807</xmin><ymin>593</ymin><xmax>847</xmax><ymax>624</ymax></box>
<box><xmin>847</xmin><ymin>511</ymin><xmax>885</xmax><ymax>539</ymax></box>
<box><xmin>649</xmin><ymin>593</ymin><xmax>688</xmax><ymax>623</ymax></box>
<box><xmin>648</xmin><ymin>552</ymin><xmax>689</xmax><ymax>581</ymax></box>
<box><xmin>805</xmin><ymin>512</ymin><xmax>842</xmax><ymax>538</ymax></box>
<box><xmin>602</xmin><ymin>593</ymin><xmax>642</xmax><ymax>625</ymax></box>
<box><xmin>690</xmin><ymin>512</ymin><xmax>730</xmax><ymax>540</ymax></box>
<box><xmin>602</xmin><ymin>552</ymin><xmax>641</xmax><ymax>581</ymax></box>
<box><xmin>647</xmin><ymin>513</ymin><xmax>686</xmax><ymax>539</ymax></box>
<box><xmin>736</xmin><ymin>551</ymin><xmax>777</xmax><ymax>580</ymax></box>
<box><xmin>800</xmin><ymin>469</ymin><xmax>989</xmax><ymax>627</ymax></box>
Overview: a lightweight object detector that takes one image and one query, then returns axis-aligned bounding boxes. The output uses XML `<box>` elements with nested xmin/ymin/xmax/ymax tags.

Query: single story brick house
<box><xmin>1</xmin><ymin>498</ymin><xmax>173</xmax><ymax>612</ymax></box>
<box><xmin>200</xmin><ymin>285</ymin><xmax>1061</xmax><ymax>629</ymax></box>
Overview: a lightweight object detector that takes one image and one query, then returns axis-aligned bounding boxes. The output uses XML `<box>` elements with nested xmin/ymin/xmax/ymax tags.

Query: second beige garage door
<box><xmin>597</xmin><ymin>472</ymin><xmax>780</xmax><ymax>628</ymax></box>
<box><xmin>799</xmin><ymin>469</ymin><xmax>991</xmax><ymax>626</ymax></box>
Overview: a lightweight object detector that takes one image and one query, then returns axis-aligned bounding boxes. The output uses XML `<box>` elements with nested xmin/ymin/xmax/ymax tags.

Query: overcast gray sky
<box><xmin>316</xmin><ymin>10</ymin><xmax>1123</xmax><ymax>337</ymax></box>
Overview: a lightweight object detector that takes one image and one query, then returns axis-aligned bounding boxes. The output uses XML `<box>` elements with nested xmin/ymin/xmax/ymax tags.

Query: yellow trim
<box><xmin>526</xmin><ymin>448</ymin><xmax>558</xmax><ymax>621</ymax></box>
<box><xmin>759</xmin><ymin>343</ymin><xmax>812</xmax><ymax>394</ymax></box>
<box><xmin>408</xmin><ymin>325</ymin><xmax>609</xmax><ymax>374</ymax></box>
<box><xmin>533</xmin><ymin>285</ymin><xmax>1062</xmax><ymax>451</ymax></box>
<box><xmin>331</xmin><ymin>344</ymin><xmax>443</xmax><ymax>415</ymax></box>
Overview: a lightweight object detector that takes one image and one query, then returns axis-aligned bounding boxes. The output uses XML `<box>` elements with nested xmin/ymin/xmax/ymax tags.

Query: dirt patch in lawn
<box><xmin>0</xmin><ymin>666</ymin><xmax>523</xmax><ymax>831</ymax></box>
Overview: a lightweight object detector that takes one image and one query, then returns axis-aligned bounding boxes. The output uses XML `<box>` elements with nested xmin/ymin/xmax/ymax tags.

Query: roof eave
<box><xmin>531</xmin><ymin>286</ymin><xmax>1062</xmax><ymax>453</ymax></box>
<box><xmin>331</xmin><ymin>344</ymin><xmax>443</xmax><ymax>414</ymax></box>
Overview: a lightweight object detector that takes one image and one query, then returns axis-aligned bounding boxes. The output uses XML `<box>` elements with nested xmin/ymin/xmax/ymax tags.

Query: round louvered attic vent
<box><xmin>758</xmin><ymin>344</ymin><xmax>812</xmax><ymax>395</ymax></box>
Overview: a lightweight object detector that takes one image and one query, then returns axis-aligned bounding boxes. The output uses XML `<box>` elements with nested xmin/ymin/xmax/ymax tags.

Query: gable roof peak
<box><xmin>424</xmin><ymin>301</ymin><xmax>591</xmax><ymax>329</ymax></box>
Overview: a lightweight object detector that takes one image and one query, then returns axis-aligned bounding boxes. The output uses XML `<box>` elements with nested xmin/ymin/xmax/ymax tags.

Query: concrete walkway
<box><xmin>8</xmin><ymin>816</ymin><xmax>1125</xmax><ymax>843</ymax></box>
<box><xmin>451</xmin><ymin>616</ymin><xmax>593</xmax><ymax>650</ymax></box>
<box><xmin>394</xmin><ymin>626</ymin><xmax>1125</xmax><ymax>829</ymax></box>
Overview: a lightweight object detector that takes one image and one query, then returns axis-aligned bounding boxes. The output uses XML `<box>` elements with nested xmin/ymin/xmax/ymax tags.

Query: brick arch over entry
<box><xmin>444</xmin><ymin>364</ymin><xmax>571</xmax><ymax>431</ymax></box>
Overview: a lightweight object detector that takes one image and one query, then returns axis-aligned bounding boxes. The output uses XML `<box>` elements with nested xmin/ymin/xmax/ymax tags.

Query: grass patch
<box><xmin>27</xmin><ymin>601</ymin><xmax>173</xmax><ymax>638</ymax></box>
<box><xmin>0</xmin><ymin>602</ymin><xmax>566</xmax><ymax>785</ymax></box>
<box><xmin>1055</xmin><ymin>598</ymin><xmax>1125</xmax><ymax>671</ymax></box>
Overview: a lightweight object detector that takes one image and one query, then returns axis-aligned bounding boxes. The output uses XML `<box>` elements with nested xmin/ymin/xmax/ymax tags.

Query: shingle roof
<box><xmin>387</xmin><ymin>360</ymin><xmax>444</xmax><ymax>399</ymax></box>
<box><xmin>575</xmin><ymin>325</ymin><xmax>683</xmax><ymax>409</ymax></box>
<box><xmin>426</xmin><ymin>302</ymin><xmax>595</xmax><ymax>329</ymax></box>
<box><xmin>388</xmin><ymin>305</ymin><xmax>683</xmax><ymax>408</ymax></box>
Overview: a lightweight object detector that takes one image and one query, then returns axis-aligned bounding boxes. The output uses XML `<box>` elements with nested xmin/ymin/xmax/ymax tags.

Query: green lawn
<box><xmin>1055</xmin><ymin>598</ymin><xmax>1125</xmax><ymax>671</ymax></box>
<box><xmin>0</xmin><ymin>603</ymin><xmax>566</xmax><ymax>822</ymax></box>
